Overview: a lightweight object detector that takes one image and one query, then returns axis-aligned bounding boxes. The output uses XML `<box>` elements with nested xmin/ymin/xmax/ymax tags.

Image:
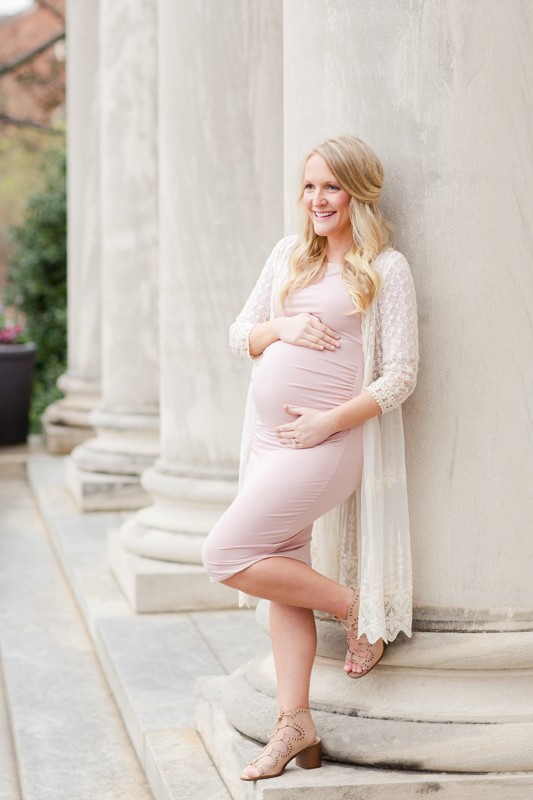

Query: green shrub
<box><xmin>5</xmin><ymin>147</ymin><xmax>67</xmax><ymax>432</ymax></box>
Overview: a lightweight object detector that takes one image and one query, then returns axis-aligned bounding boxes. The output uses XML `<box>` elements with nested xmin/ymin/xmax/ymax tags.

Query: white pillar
<box><xmin>42</xmin><ymin>0</ymin><xmax>101</xmax><ymax>454</ymax></box>
<box><xmin>216</xmin><ymin>0</ymin><xmax>533</xmax><ymax>788</ymax></box>
<box><xmin>66</xmin><ymin>0</ymin><xmax>159</xmax><ymax>511</ymax></box>
<box><xmin>112</xmin><ymin>0</ymin><xmax>284</xmax><ymax>611</ymax></box>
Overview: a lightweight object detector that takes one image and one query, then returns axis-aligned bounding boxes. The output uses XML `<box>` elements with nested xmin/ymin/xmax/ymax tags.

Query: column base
<box><xmin>120</xmin><ymin>464</ymin><xmax>238</xmax><ymax>562</ymax></box>
<box><xmin>226</xmin><ymin>604</ymin><xmax>533</xmax><ymax>773</ymax></box>
<box><xmin>197</xmin><ymin>674</ymin><xmax>533</xmax><ymax>800</ymax></box>
<box><xmin>41</xmin><ymin>372</ymin><xmax>101</xmax><ymax>454</ymax></box>
<box><xmin>66</xmin><ymin>408</ymin><xmax>160</xmax><ymax>510</ymax></box>
<box><xmin>65</xmin><ymin>458</ymin><xmax>150</xmax><ymax>511</ymax></box>
<box><xmin>108</xmin><ymin>528</ymin><xmax>238</xmax><ymax>612</ymax></box>
<box><xmin>41</xmin><ymin>413</ymin><xmax>95</xmax><ymax>455</ymax></box>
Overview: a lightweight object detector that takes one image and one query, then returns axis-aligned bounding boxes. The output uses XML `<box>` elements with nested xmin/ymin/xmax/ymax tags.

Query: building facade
<box><xmin>47</xmin><ymin>0</ymin><xmax>533</xmax><ymax>795</ymax></box>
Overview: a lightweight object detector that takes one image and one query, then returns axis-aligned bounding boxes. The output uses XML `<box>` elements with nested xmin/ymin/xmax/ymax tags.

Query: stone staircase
<box><xmin>0</xmin><ymin>451</ymin><xmax>267</xmax><ymax>800</ymax></box>
<box><xmin>1</xmin><ymin>449</ymin><xmax>531</xmax><ymax>800</ymax></box>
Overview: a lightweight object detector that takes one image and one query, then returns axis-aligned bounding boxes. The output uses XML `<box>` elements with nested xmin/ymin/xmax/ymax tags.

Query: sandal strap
<box><xmin>244</xmin><ymin>708</ymin><xmax>315</xmax><ymax>776</ymax></box>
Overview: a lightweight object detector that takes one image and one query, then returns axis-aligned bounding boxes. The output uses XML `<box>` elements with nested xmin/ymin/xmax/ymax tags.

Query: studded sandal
<box><xmin>240</xmin><ymin>706</ymin><xmax>322</xmax><ymax>781</ymax></box>
<box><xmin>336</xmin><ymin>588</ymin><xmax>386</xmax><ymax>679</ymax></box>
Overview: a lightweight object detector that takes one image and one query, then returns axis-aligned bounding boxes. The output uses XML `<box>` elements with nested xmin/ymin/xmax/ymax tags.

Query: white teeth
<box><xmin>314</xmin><ymin>211</ymin><xmax>334</xmax><ymax>217</ymax></box>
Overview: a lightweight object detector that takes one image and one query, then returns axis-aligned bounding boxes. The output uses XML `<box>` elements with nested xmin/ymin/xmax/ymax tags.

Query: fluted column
<box><xmin>218</xmin><ymin>0</ymin><xmax>533</xmax><ymax>785</ymax></box>
<box><xmin>66</xmin><ymin>0</ymin><xmax>159</xmax><ymax>511</ymax></box>
<box><xmin>42</xmin><ymin>0</ymin><xmax>101</xmax><ymax>454</ymax></box>
<box><xmin>113</xmin><ymin>0</ymin><xmax>283</xmax><ymax>611</ymax></box>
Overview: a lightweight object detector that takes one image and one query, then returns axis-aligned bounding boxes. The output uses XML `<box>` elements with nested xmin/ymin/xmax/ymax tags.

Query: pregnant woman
<box><xmin>202</xmin><ymin>135</ymin><xmax>419</xmax><ymax>781</ymax></box>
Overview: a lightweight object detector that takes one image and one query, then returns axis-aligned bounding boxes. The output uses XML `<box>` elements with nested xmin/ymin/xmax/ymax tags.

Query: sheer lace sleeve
<box><xmin>229</xmin><ymin>236</ymin><xmax>293</xmax><ymax>359</ymax></box>
<box><xmin>366</xmin><ymin>252</ymin><xmax>419</xmax><ymax>413</ymax></box>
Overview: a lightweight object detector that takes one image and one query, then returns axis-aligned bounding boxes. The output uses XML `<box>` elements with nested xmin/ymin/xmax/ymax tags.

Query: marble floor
<box><xmin>0</xmin><ymin>447</ymin><xmax>269</xmax><ymax>800</ymax></box>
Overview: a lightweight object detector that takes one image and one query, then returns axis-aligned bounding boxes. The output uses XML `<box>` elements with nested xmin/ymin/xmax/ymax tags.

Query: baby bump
<box><xmin>253</xmin><ymin>340</ymin><xmax>361</xmax><ymax>429</ymax></box>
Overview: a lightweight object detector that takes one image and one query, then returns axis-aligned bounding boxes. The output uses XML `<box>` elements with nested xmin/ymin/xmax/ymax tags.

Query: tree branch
<box><xmin>0</xmin><ymin>113</ymin><xmax>64</xmax><ymax>135</ymax></box>
<box><xmin>0</xmin><ymin>31</ymin><xmax>65</xmax><ymax>78</ymax></box>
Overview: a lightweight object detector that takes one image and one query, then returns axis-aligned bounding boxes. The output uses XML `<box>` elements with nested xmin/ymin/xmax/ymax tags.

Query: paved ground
<box><xmin>0</xmin><ymin>445</ymin><xmax>269</xmax><ymax>800</ymax></box>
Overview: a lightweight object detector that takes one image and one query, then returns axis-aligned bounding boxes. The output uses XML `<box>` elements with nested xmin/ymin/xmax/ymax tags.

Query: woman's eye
<box><xmin>328</xmin><ymin>184</ymin><xmax>339</xmax><ymax>191</ymax></box>
<box><xmin>304</xmin><ymin>183</ymin><xmax>313</xmax><ymax>190</ymax></box>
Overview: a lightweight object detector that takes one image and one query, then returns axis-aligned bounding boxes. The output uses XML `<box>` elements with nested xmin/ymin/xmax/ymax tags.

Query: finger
<box><xmin>317</xmin><ymin>332</ymin><xmax>341</xmax><ymax>348</ymax></box>
<box><xmin>274</xmin><ymin>428</ymin><xmax>296</xmax><ymax>439</ymax></box>
<box><xmin>284</xmin><ymin>405</ymin><xmax>306</xmax><ymax>417</ymax></box>
<box><xmin>301</xmin><ymin>332</ymin><xmax>338</xmax><ymax>351</ymax></box>
<box><xmin>310</xmin><ymin>319</ymin><xmax>341</xmax><ymax>340</ymax></box>
<box><xmin>298</xmin><ymin>338</ymin><xmax>325</xmax><ymax>350</ymax></box>
<box><xmin>274</xmin><ymin>420</ymin><xmax>297</xmax><ymax>432</ymax></box>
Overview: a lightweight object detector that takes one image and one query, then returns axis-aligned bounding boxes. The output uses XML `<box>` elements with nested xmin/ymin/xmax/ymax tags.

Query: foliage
<box><xmin>0</xmin><ymin>127</ymin><xmax>51</xmax><ymax>286</ymax></box>
<box><xmin>0</xmin><ymin>310</ymin><xmax>29</xmax><ymax>343</ymax></box>
<box><xmin>5</xmin><ymin>145</ymin><xmax>67</xmax><ymax>431</ymax></box>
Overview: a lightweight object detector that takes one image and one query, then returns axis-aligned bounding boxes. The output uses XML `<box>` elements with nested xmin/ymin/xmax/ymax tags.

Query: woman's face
<box><xmin>303</xmin><ymin>154</ymin><xmax>352</xmax><ymax>241</ymax></box>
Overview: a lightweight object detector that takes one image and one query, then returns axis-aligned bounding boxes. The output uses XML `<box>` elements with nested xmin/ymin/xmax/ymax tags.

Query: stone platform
<box><xmin>1</xmin><ymin>450</ymin><xmax>531</xmax><ymax>799</ymax></box>
<box><xmin>0</xmin><ymin>451</ymin><xmax>267</xmax><ymax>799</ymax></box>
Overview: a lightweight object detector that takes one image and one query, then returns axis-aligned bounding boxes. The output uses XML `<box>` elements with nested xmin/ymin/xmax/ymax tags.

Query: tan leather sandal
<box><xmin>240</xmin><ymin>706</ymin><xmax>322</xmax><ymax>781</ymax></box>
<box><xmin>336</xmin><ymin>588</ymin><xmax>386</xmax><ymax>679</ymax></box>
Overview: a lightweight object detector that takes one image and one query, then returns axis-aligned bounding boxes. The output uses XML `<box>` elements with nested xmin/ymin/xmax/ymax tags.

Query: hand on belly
<box><xmin>273</xmin><ymin>404</ymin><xmax>336</xmax><ymax>449</ymax></box>
<box><xmin>252</xmin><ymin>340</ymin><xmax>358</xmax><ymax>430</ymax></box>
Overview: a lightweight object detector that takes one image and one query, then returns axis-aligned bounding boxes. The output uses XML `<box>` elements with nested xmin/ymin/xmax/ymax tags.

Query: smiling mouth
<box><xmin>313</xmin><ymin>211</ymin><xmax>335</xmax><ymax>218</ymax></box>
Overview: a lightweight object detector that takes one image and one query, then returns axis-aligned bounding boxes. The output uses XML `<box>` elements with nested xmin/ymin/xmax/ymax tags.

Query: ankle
<box><xmin>336</xmin><ymin>586</ymin><xmax>357</xmax><ymax>620</ymax></box>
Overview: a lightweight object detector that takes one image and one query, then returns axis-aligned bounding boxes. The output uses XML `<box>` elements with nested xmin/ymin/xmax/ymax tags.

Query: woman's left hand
<box><xmin>274</xmin><ymin>405</ymin><xmax>337</xmax><ymax>449</ymax></box>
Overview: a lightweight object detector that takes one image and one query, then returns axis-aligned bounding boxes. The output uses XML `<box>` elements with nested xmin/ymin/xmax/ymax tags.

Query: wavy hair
<box><xmin>280</xmin><ymin>135</ymin><xmax>394</xmax><ymax>314</ymax></box>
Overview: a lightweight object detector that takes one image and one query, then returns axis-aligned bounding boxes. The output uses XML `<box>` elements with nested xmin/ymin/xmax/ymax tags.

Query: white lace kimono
<box><xmin>229</xmin><ymin>235</ymin><xmax>419</xmax><ymax>643</ymax></box>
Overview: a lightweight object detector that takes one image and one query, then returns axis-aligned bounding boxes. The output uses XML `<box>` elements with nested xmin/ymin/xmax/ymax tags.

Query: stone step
<box><xmin>0</xmin><ymin>660</ymin><xmax>21</xmax><ymax>800</ymax></box>
<box><xmin>26</xmin><ymin>454</ymin><xmax>269</xmax><ymax>799</ymax></box>
<box><xmin>0</xmin><ymin>476</ymin><xmax>154</xmax><ymax>800</ymax></box>
<box><xmin>197</xmin><ymin>674</ymin><xmax>533</xmax><ymax>800</ymax></box>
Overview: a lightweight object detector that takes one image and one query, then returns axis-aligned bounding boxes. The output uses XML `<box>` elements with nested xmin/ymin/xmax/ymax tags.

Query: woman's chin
<box><xmin>312</xmin><ymin>223</ymin><xmax>332</xmax><ymax>236</ymax></box>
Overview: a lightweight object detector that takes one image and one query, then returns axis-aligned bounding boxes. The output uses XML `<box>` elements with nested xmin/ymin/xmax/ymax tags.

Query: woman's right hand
<box><xmin>273</xmin><ymin>314</ymin><xmax>340</xmax><ymax>351</ymax></box>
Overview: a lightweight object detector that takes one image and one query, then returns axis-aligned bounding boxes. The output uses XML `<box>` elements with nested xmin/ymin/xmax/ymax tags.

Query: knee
<box><xmin>201</xmin><ymin>533</ymin><xmax>215</xmax><ymax>578</ymax></box>
<box><xmin>202</xmin><ymin>525</ymin><xmax>228</xmax><ymax>582</ymax></box>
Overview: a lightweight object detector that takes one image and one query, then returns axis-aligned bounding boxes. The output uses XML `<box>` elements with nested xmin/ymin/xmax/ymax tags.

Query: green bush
<box><xmin>5</xmin><ymin>147</ymin><xmax>67</xmax><ymax>432</ymax></box>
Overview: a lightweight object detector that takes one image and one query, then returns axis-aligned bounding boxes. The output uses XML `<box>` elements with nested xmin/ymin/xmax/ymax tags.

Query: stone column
<box><xmin>111</xmin><ymin>0</ymin><xmax>284</xmax><ymax>611</ymax></box>
<box><xmin>42</xmin><ymin>0</ymin><xmax>101</xmax><ymax>454</ymax></box>
<box><xmin>202</xmin><ymin>0</ymin><xmax>533</xmax><ymax>793</ymax></box>
<box><xmin>66</xmin><ymin>0</ymin><xmax>159</xmax><ymax>511</ymax></box>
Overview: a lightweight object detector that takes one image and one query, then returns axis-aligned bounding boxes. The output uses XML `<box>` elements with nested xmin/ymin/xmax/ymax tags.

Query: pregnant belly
<box><xmin>252</xmin><ymin>340</ymin><xmax>360</xmax><ymax>429</ymax></box>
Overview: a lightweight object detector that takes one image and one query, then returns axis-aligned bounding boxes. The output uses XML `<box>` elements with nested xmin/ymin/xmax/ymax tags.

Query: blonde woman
<box><xmin>202</xmin><ymin>135</ymin><xmax>419</xmax><ymax>781</ymax></box>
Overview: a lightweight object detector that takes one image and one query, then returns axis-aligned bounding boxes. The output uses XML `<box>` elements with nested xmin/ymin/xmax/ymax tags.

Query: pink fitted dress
<box><xmin>202</xmin><ymin>262</ymin><xmax>365</xmax><ymax>581</ymax></box>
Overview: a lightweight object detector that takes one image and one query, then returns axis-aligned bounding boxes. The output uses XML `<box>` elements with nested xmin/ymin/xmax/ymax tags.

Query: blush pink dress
<box><xmin>202</xmin><ymin>262</ymin><xmax>365</xmax><ymax>581</ymax></box>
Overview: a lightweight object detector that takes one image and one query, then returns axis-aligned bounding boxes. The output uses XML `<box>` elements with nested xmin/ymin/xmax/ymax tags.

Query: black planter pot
<box><xmin>0</xmin><ymin>342</ymin><xmax>36</xmax><ymax>446</ymax></box>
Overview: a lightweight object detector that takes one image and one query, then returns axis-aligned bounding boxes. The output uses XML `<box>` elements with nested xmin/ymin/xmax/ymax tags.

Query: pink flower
<box><xmin>0</xmin><ymin>322</ymin><xmax>25</xmax><ymax>344</ymax></box>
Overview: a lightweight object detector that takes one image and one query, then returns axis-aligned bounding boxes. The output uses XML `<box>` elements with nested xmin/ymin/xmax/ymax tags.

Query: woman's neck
<box><xmin>325</xmin><ymin>234</ymin><xmax>353</xmax><ymax>264</ymax></box>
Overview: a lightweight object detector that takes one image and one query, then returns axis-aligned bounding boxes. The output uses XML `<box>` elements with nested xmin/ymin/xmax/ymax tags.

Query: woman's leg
<box><xmin>223</xmin><ymin>556</ymin><xmax>379</xmax><ymax>676</ymax></box>
<box><xmin>240</xmin><ymin>601</ymin><xmax>319</xmax><ymax>780</ymax></box>
<box><xmin>222</xmin><ymin>555</ymin><xmax>352</xmax><ymax>619</ymax></box>
<box><xmin>270</xmin><ymin>602</ymin><xmax>317</xmax><ymax>710</ymax></box>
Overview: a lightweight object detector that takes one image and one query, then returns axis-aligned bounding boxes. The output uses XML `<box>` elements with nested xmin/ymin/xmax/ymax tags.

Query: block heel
<box><xmin>240</xmin><ymin>706</ymin><xmax>321</xmax><ymax>781</ymax></box>
<box><xmin>295</xmin><ymin>739</ymin><xmax>322</xmax><ymax>770</ymax></box>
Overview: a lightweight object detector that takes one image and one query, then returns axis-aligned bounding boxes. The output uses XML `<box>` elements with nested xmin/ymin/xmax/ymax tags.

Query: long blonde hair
<box><xmin>280</xmin><ymin>135</ymin><xmax>394</xmax><ymax>314</ymax></box>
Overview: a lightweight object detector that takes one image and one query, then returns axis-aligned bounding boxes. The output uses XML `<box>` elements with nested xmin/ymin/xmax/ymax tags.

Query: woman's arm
<box><xmin>364</xmin><ymin>252</ymin><xmax>419</xmax><ymax>412</ymax></box>
<box><xmin>275</xmin><ymin>391</ymin><xmax>380</xmax><ymax>448</ymax></box>
<box><xmin>275</xmin><ymin>252</ymin><xmax>419</xmax><ymax>447</ymax></box>
<box><xmin>230</xmin><ymin>236</ymin><xmax>340</xmax><ymax>359</ymax></box>
<box><xmin>249</xmin><ymin>315</ymin><xmax>340</xmax><ymax>357</ymax></box>
<box><xmin>229</xmin><ymin>241</ymin><xmax>279</xmax><ymax>359</ymax></box>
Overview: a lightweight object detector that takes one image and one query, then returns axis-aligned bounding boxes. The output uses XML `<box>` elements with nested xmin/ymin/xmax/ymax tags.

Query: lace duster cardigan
<box><xmin>229</xmin><ymin>235</ymin><xmax>419</xmax><ymax>643</ymax></box>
